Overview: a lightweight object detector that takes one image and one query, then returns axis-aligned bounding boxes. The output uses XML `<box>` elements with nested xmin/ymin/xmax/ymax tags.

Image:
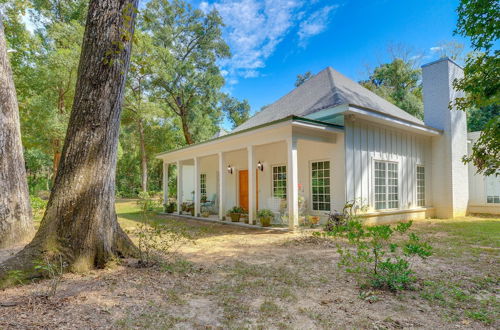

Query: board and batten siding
<box><xmin>344</xmin><ymin>119</ymin><xmax>432</xmax><ymax>211</ymax></box>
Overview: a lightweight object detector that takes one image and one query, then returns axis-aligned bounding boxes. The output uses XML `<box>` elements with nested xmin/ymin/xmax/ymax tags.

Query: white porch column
<box><xmin>287</xmin><ymin>137</ymin><xmax>299</xmax><ymax>229</ymax></box>
<box><xmin>247</xmin><ymin>145</ymin><xmax>256</xmax><ymax>225</ymax></box>
<box><xmin>218</xmin><ymin>152</ymin><xmax>226</xmax><ymax>220</ymax></box>
<box><xmin>194</xmin><ymin>157</ymin><xmax>200</xmax><ymax>217</ymax></box>
<box><xmin>176</xmin><ymin>160</ymin><xmax>182</xmax><ymax>214</ymax></box>
<box><xmin>163</xmin><ymin>161</ymin><xmax>169</xmax><ymax>207</ymax></box>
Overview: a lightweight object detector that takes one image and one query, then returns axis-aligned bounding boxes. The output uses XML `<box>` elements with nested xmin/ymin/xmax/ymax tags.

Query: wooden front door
<box><xmin>239</xmin><ymin>170</ymin><xmax>258</xmax><ymax>211</ymax></box>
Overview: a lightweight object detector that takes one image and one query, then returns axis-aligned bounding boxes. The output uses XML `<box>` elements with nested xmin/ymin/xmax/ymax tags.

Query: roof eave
<box><xmin>346</xmin><ymin>104</ymin><xmax>442</xmax><ymax>135</ymax></box>
<box><xmin>155</xmin><ymin>115</ymin><xmax>344</xmax><ymax>159</ymax></box>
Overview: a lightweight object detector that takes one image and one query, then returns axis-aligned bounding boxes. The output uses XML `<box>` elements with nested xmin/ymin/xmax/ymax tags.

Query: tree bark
<box><xmin>138</xmin><ymin>119</ymin><xmax>148</xmax><ymax>192</ymax></box>
<box><xmin>0</xmin><ymin>0</ymin><xmax>139</xmax><ymax>283</ymax></box>
<box><xmin>180</xmin><ymin>113</ymin><xmax>194</xmax><ymax>145</ymax></box>
<box><xmin>0</xmin><ymin>20</ymin><xmax>33</xmax><ymax>248</ymax></box>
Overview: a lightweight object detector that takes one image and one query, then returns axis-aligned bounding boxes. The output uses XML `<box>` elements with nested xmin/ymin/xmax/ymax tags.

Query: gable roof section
<box><xmin>233</xmin><ymin>67</ymin><xmax>424</xmax><ymax>132</ymax></box>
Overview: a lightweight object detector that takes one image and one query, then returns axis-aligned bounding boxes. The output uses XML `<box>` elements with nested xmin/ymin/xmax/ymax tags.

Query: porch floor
<box><xmin>158</xmin><ymin>213</ymin><xmax>289</xmax><ymax>231</ymax></box>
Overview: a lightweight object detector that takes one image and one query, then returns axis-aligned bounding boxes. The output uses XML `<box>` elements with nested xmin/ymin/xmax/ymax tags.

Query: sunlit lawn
<box><xmin>25</xmin><ymin>199</ymin><xmax>499</xmax><ymax>327</ymax></box>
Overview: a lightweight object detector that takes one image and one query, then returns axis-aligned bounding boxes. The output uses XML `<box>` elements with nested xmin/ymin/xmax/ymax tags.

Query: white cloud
<box><xmin>205</xmin><ymin>0</ymin><xmax>338</xmax><ymax>83</ymax></box>
<box><xmin>430</xmin><ymin>46</ymin><xmax>443</xmax><ymax>52</ymax></box>
<box><xmin>298</xmin><ymin>5</ymin><xmax>338</xmax><ymax>47</ymax></box>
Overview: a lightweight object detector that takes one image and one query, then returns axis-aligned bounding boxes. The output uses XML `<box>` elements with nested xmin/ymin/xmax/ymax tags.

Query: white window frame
<box><xmin>416</xmin><ymin>165</ymin><xmax>425</xmax><ymax>207</ymax></box>
<box><xmin>271</xmin><ymin>164</ymin><xmax>287</xmax><ymax>200</ymax></box>
<box><xmin>372</xmin><ymin>159</ymin><xmax>400</xmax><ymax>211</ymax></box>
<box><xmin>485</xmin><ymin>175</ymin><xmax>500</xmax><ymax>204</ymax></box>
<box><xmin>200</xmin><ymin>173</ymin><xmax>207</xmax><ymax>200</ymax></box>
<box><xmin>310</xmin><ymin>159</ymin><xmax>331</xmax><ymax>212</ymax></box>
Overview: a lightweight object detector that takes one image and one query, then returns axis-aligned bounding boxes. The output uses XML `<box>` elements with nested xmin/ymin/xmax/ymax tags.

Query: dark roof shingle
<box><xmin>233</xmin><ymin>67</ymin><xmax>423</xmax><ymax>132</ymax></box>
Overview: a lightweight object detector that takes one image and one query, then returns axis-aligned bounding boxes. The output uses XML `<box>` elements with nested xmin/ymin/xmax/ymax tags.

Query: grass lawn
<box><xmin>0</xmin><ymin>199</ymin><xmax>498</xmax><ymax>329</ymax></box>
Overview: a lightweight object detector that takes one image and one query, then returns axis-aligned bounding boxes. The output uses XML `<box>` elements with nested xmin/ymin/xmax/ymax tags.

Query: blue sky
<box><xmin>193</xmin><ymin>0</ymin><xmax>471</xmax><ymax>115</ymax></box>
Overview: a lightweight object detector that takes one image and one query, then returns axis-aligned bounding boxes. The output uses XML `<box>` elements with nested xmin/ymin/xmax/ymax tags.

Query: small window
<box><xmin>200</xmin><ymin>173</ymin><xmax>207</xmax><ymax>200</ymax></box>
<box><xmin>485</xmin><ymin>175</ymin><xmax>500</xmax><ymax>203</ymax></box>
<box><xmin>272</xmin><ymin>165</ymin><xmax>287</xmax><ymax>199</ymax></box>
<box><xmin>374</xmin><ymin>161</ymin><xmax>399</xmax><ymax>210</ymax></box>
<box><xmin>417</xmin><ymin>166</ymin><xmax>425</xmax><ymax>207</ymax></box>
<box><xmin>311</xmin><ymin>161</ymin><xmax>331</xmax><ymax>211</ymax></box>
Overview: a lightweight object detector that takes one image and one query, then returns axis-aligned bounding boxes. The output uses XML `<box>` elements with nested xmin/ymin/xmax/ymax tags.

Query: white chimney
<box><xmin>422</xmin><ymin>58</ymin><xmax>469</xmax><ymax>218</ymax></box>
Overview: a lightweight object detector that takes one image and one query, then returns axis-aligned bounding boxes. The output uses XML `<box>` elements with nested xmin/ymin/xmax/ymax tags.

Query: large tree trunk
<box><xmin>180</xmin><ymin>113</ymin><xmax>194</xmax><ymax>145</ymax></box>
<box><xmin>138</xmin><ymin>119</ymin><xmax>148</xmax><ymax>192</ymax></box>
<box><xmin>0</xmin><ymin>20</ymin><xmax>33</xmax><ymax>248</ymax></box>
<box><xmin>0</xmin><ymin>0</ymin><xmax>139</xmax><ymax>283</ymax></box>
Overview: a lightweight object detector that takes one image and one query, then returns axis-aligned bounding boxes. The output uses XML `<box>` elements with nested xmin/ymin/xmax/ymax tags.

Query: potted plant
<box><xmin>228</xmin><ymin>206</ymin><xmax>245</xmax><ymax>222</ymax></box>
<box><xmin>308</xmin><ymin>215</ymin><xmax>320</xmax><ymax>226</ymax></box>
<box><xmin>164</xmin><ymin>202</ymin><xmax>176</xmax><ymax>213</ymax></box>
<box><xmin>257</xmin><ymin>209</ymin><xmax>274</xmax><ymax>227</ymax></box>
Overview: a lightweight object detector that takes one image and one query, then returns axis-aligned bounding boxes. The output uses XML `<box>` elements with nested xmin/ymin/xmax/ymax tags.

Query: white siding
<box><xmin>345</xmin><ymin>119</ymin><xmax>432</xmax><ymax>211</ymax></box>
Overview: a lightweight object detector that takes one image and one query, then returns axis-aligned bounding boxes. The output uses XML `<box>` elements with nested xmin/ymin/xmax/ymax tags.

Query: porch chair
<box><xmin>201</xmin><ymin>193</ymin><xmax>218</xmax><ymax>214</ymax></box>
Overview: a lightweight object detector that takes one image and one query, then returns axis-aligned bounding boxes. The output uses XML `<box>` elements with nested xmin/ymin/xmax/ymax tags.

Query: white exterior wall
<box><xmin>467</xmin><ymin>134</ymin><xmax>500</xmax><ymax>214</ymax></box>
<box><xmin>344</xmin><ymin>118</ymin><xmax>432</xmax><ymax>212</ymax></box>
<box><xmin>422</xmin><ymin>58</ymin><xmax>469</xmax><ymax>218</ymax></box>
<box><xmin>181</xmin><ymin>165</ymin><xmax>194</xmax><ymax>202</ymax></box>
<box><xmin>199</xmin><ymin>155</ymin><xmax>218</xmax><ymax>201</ymax></box>
<box><xmin>297</xmin><ymin>137</ymin><xmax>345</xmax><ymax>214</ymax></box>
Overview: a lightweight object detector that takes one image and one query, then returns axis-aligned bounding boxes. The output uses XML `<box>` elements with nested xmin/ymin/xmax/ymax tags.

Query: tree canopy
<box><xmin>455</xmin><ymin>0</ymin><xmax>499</xmax><ymax>176</ymax></box>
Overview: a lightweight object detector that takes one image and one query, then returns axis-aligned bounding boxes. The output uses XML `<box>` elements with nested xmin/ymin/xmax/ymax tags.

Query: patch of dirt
<box><xmin>0</xmin><ymin>218</ymin><xmax>498</xmax><ymax>329</ymax></box>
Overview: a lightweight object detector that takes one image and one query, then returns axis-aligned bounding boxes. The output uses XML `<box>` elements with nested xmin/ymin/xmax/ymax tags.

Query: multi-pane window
<box><xmin>485</xmin><ymin>175</ymin><xmax>500</xmax><ymax>203</ymax></box>
<box><xmin>374</xmin><ymin>161</ymin><xmax>399</xmax><ymax>210</ymax></box>
<box><xmin>272</xmin><ymin>165</ymin><xmax>287</xmax><ymax>199</ymax></box>
<box><xmin>311</xmin><ymin>161</ymin><xmax>331</xmax><ymax>211</ymax></box>
<box><xmin>200</xmin><ymin>173</ymin><xmax>207</xmax><ymax>200</ymax></box>
<box><xmin>417</xmin><ymin>166</ymin><xmax>425</xmax><ymax>207</ymax></box>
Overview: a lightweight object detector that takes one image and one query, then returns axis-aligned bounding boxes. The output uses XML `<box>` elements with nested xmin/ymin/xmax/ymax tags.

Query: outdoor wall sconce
<box><xmin>227</xmin><ymin>165</ymin><xmax>233</xmax><ymax>174</ymax></box>
<box><xmin>257</xmin><ymin>161</ymin><xmax>264</xmax><ymax>172</ymax></box>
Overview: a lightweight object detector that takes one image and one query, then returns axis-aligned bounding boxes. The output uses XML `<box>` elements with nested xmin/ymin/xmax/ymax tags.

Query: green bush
<box><xmin>316</xmin><ymin>209</ymin><xmax>432</xmax><ymax>291</ymax></box>
<box><xmin>136</xmin><ymin>191</ymin><xmax>161</xmax><ymax>212</ymax></box>
<box><xmin>30</xmin><ymin>195</ymin><xmax>48</xmax><ymax>219</ymax></box>
<box><xmin>228</xmin><ymin>206</ymin><xmax>245</xmax><ymax>214</ymax></box>
<box><xmin>257</xmin><ymin>209</ymin><xmax>274</xmax><ymax>218</ymax></box>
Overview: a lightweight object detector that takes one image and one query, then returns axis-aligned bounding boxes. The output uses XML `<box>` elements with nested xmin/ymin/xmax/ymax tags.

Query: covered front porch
<box><xmin>158</xmin><ymin>117</ymin><xmax>345</xmax><ymax>229</ymax></box>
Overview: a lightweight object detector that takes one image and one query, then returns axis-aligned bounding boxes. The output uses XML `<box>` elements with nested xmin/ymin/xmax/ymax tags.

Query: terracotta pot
<box><xmin>229</xmin><ymin>213</ymin><xmax>241</xmax><ymax>222</ymax></box>
<box><xmin>260</xmin><ymin>216</ymin><xmax>271</xmax><ymax>227</ymax></box>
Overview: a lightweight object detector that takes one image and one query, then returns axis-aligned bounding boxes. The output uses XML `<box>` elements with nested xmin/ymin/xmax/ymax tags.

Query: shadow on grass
<box><xmin>115</xmin><ymin>200</ymin><xmax>288</xmax><ymax>240</ymax></box>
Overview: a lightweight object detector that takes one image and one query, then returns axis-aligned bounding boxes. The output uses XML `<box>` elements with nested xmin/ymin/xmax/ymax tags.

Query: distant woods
<box><xmin>4</xmin><ymin>0</ymin><xmax>250</xmax><ymax>197</ymax></box>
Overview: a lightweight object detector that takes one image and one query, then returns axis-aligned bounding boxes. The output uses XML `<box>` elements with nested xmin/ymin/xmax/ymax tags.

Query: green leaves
<box><xmin>320</xmin><ymin>208</ymin><xmax>432</xmax><ymax>291</ymax></box>
<box><xmin>454</xmin><ymin>0</ymin><xmax>500</xmax><ymax>175</ymax></box>
<box><xmin>360</xmin><ymin>58</ymin><xmax>424</xmax><ymax>119</ymax></box>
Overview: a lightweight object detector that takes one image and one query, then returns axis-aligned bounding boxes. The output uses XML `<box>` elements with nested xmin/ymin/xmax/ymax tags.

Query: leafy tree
<box><xmin>467</xmin><ymin>104</ymin><xmax>500</xmax><ymax>132</ymax></box>
<box><xmin>219</xmin><ymin>93</ymin><xmax>250</xmax><ymax>129</ymax></box>
<box><xmin>142</xmin><ymin>0</ymin><xmax>230</xmax><ymax>145</ymax></box>
<box><xmin>0</xmin><ymin>0</ymin><xmax>139</xmax><ymax>284</ymax></box>
<box><xmin>295</xmin><ymin>71</ymin><xmax>313</xmax><ymax>87</ymax></box>
<box><xmin>455</xmin><ymin>0</ymin><xmax>499</xmax><ymax>175</ymax></box>
<box><xmin>360</xmin><ymin>58</ymin><xmax>424</xmax><ymax>119</ymax></box>
<box><xmin>122</xmin><ymin>31</ymin><xmax>160</xmax><ymax>192</ymax></box>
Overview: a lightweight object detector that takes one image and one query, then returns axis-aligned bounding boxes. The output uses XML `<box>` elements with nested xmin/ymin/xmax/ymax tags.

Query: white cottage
<box><xmin>157</xmin><ymin>58</ymin><xmax>500</xmax><ymax>228</ymax></box>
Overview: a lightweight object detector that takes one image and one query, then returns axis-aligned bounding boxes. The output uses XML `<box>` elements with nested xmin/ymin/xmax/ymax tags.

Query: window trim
<box><xmin>416</xmin><ymin>165</ymin><xmax>425</xmax><ymax>207</ymax></box>
<box><xmin>271</xmin><ymin>164</ymin><xmax>287</xmax><ymax>200</ymax></box>
<box><xmin>309</xmin><ymin>159</ymin><xmax>332</xmax><ymax>212</ymax></box>
<box><xmin>372</xmin><ymin>159</ymin><xmax>400</xmax><ymax>211</ymax></box>
<box><xmin>200</xmin><ymin>173</ymin><xmax>207</xmax><ymax>200</ymax></box>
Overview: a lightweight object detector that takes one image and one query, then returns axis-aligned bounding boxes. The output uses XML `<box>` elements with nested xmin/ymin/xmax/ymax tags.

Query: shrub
<box><xmin>257</xmin><ymin>209</ymin><xmax>274</xmax><ymax>218</ymax></box>
<box><xmin>316</xmin><ymin>204</ymin><xmax>432</xmax><ymax>291</ymax></box>
<box><xmin>30</xmin><ymin>195</ymin><xmax>48</xmax><ymax>219</ymax></box>
<box><xmin>136</xmin><ymin>220</ymin><xmax>195</xmax><ymax>267</ymax></box>
<box><xmin>136</xmin><ymin>191</ymin><xmax>161</xmax><ymax>212</ymax></box>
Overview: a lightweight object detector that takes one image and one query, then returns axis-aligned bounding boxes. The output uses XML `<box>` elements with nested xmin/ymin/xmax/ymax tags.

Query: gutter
<box><xmin>347</xmin><ymin>104</ymin><xmax>443</xmax><ymax>135</ymax></box>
